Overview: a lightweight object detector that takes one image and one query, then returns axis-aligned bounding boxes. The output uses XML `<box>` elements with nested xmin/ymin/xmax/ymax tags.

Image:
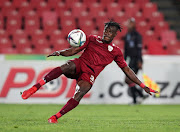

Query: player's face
<box><xmin>102</xmin><ymin>26</ymin><xmax>117</xmax><ymax>43</ymax></box>
<box><xmin>127</xmin><ymin>21</ymin><xmax>135</xmax><ymax>31</ymax></box>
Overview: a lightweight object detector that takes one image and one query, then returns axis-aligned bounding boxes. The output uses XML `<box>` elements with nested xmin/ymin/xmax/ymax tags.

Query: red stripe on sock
<box><xmin>38</xmin><ymin>79</ymin><xmax>45</xmax><ymax>86</ymax></box>
<box><xmin>55</xmin><ymin>112</ymin><xmax>62</xmax><ymax>119</ymax></box>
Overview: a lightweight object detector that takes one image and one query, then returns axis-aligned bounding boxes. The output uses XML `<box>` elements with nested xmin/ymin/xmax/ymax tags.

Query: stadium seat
<box><xmin>117</xmin><ymin>0</ymin><xmax>133</xmax><ymax>5</ymax></box>
<box><xmin>53</xmin><ymin>38</ymin><xmax>69</xmax><ymax>51</ymax></box>
<box><xmin>13</xmin><ymin>29</ymin><xmax>28</xmax><ymax>44</ymax></box>
<box><xmin>59</xmin><ymin>9</ymin><xmax>73</xmax><ymax>20</ymax></box>
<box><xmin>53</xmin><ymin>1</ymin><xmax>68</xmax><ymax>14</ymax></box>
<box><xmin>18</xmin><ymin>2</ymin><xmax>32</xmax><ymax>16</ymax></box>
<box><xmin>113</xmin><ymin>39</ymin><xmax>124</xmax><ymax>51</ymax></box>
<box><xmin>142</xmin><ymin>2</ymin><xmax>157</xmax><ymax>19</ymax></box>
<box><xmin>161</xmin><ymin>30</ymin><xmax>177</xmax><ymax>46</ymax></box>
<box><xmin>1</xmin><ymin>0</ymin><xmax>12</xmax><ymax>11</ymax></box>
<box><xmin>34</xmin><ymin>47</ymin><xmax>53</xmax><ymax>55</ymax></box>
<box><xmin>100</xmin><ymin>0</ymin><xmax>114</xmax><ymax>8</ymax></box>
<box><xmin>149</xmin><ymin>11</ymin><xmax>164</xmax><ymax>22</ymax></box>
<box><xmin>135</xmin><ymin>0</ymin><xmax>149</xmax><ymax>5</ymax></box>
<box><xmin>90</xmin><ymin>29</ymin><xmax>100</xmax><ymax>36</ymax></box>
<box><xmin>3</xmin><ymin>9</ymin><xmax>21</xmax><ymax>19</ymax></box>
<box><xmin>42</xmin><ymin>11</ymin><xmax>58</xmax><ymax>34</ymax></box>
<box><xmin>143</xmin><ymin>30</ymin><xmax>157</xmax><ymax>48</ymax></box>
<box><xmin>0</xmin><ymin>47</ymin><xmax>18</xmax><ymax>54</ymax></box>
<box><xmin>61</xmin><ymin>18</ymin><xmax>76</xmax><ymax>35</ymax></box>
<box><xmin>65</xmin><ymin>0</ymin><xmax>80</xmax><ymax>9</ymax></box>
<box><xmin>133</xmin><ymin>12</ymin><xmax>145</xmax><ymax>22</ymax></box>
<box><xmin>31</xmin><ymin>29</ymin><xmax>46</xmax><ymax>44</ymax></box>
<box><xmin>6</xmin><ymin>18</ymin><xmax>22</xmax><ymax>34</ymax></box>
<box><xmin>136</xmin><ymin>20</ymin><xmax>151</xmax><ymax>35</ymax></box>
<box><xmin>124</xmin><ymin>3</ymin><xmax>140</xmax><ymax>17</ymax></box>
<box><xmin>82</xmin><ymin>0</ymin><xmax>97</xmax><ymax>7</ymax></box>
<box><xmin>15</xmin><ymin>39</ymin><xmax>31</xmax><ymax>52</ymax></box>
<box><xmin>25</xmin><ymin>16</ymin><xmax>40</xmax><ymax>34</ymax></box>
<box><xmin>79</xmin><ymin>19</ymin><xmax>94</xmax><ymax>35</ymax></box>
<box><xmin>148</xmin><ymin>40</ymin><xmax>168</xmax><ymax>55</ymax></box>
<box><xmin>23</xmin><ymin>10</ymin><xmax>37</xmax><ymax>19</ymax></box>
<box><xmin>50</xmin><ymin>29</ymin><xmax>64</xmax><ymax>42</ymax></box>
<box><xmin>50</xmin><ymin>29</ymin><xmax>67</xmax><ymax>48</ymax></box>
<box><xmin>33</xmin><ymin>38</ymin><xmax>50</xmax><ymax>49</ymax></box>
<box><xmin>167</xmin><ymin>41</ymin><xmax>180</xmax><ymax>55</ymax></box>
<box><xmin>29</xmin><ymin>0</ymin><xmax>44</xmax><ymax>8</ymax></box>
<box><xmin>71</xmin><ymin>2</ymin><xmax>87</xmax><ymax>18</ymax></box>
<box><xmin>0</xmin><ymin>29</ymin><xmax>7</xmax><ymax>37</ymax></box>
<box><xmin>89</xmin><ymin>2</ymin><xmax>104</xmax><ymax>19</ymax></box>
<box><xmin>0</xmin><ymin>0</ymin><xmax>7</xmax><ymax>7</ymax></box>
<box><xmin>0</xmin><ymin>15</ymin><xmax>4</xmax><ymax>29</ymax></box>
<box><xmin>36</xmin><ymin>1</ymin><xmax>50</xmax><ymax>15</ymax></box>
<box><xmin>106</xmin><ymin>2</ymin><xmax>123</xmax><ymax>18</ymax></box>
<box><xmin>151</xmin><ymin>21</ymin><xmax>169</xmax><ymax>39</ymax></box>
<box><xmin>18</xmin><ymin>47</ymin><xmax>36</xmax><ymax>54</ymax></box>
<box><xmin>95</xmin><ymin>17</ymin><xmax>110</xmax><ymax>32</ymax></box>
<box><xmin>12</xmin><ymin>0</ymin><xmax>27</xmax><ymax>8</ymax></box>
<box><xmin>0</xmin><ymin>36</ymin><xmax>11</xmax><ymax>49</ymax></box>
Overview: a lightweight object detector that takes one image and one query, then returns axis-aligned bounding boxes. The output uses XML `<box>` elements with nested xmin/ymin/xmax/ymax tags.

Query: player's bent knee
<box><xmin>73</xmin><ymin>81</ymin><xmax>92</xmax><ymax>102</ymax></box>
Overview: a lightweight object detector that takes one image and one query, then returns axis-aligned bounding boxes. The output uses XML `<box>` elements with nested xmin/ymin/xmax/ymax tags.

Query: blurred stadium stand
<box><xmin>0</xmin><ymin>0</ymin><xmax>180</xmax><ymax>55</ymax></box>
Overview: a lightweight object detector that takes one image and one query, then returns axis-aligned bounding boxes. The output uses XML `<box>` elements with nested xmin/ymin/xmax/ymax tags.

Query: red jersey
<box><xmin>79</xmin><ymin>35</ymin><xmax>127</xmax><ymax>77</ymax></box>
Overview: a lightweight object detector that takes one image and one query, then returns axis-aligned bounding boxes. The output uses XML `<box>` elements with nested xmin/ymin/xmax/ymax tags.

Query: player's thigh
<box><xmin>61</xmin><ymin>61</ymin><xmax>76</xmax><ymax>76</ymax></box>
<box><xmin>73</xmin><ymin>80</ymin><xmax>92</xmax><ymax>102</ymax></box>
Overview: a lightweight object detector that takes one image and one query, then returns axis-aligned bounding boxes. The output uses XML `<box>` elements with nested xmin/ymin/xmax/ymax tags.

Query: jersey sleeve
<box><xmin>114</xmin><ymin>47</ymin><xmax>128</xmax><ymax>68</ymax></box>
<box><xmin>79</xmin><ymin>35</ymin><xmax>93</xmax><ymax>50</ymax></box>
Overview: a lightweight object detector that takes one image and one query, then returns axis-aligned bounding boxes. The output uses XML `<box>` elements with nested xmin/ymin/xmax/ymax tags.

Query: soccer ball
<box><xmin>67</xmin><ymin>29</ymin><xmax>86</xmax><ymax>47</ymax></box>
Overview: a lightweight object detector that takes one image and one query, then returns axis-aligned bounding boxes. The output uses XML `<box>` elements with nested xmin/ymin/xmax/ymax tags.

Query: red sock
<box><xmin>44</xmin><ymin>67</ymin><xmax>62</xmax><ymax>83</ymax></box>
<box><xmin>55</xmin><ymin>98</ymin><xmax>79</xmax><ymax>119</ymax></box>
<box><xmin>34</xmin><ymin>67</ymin><xmax>62</xmax><ymax>90</ymax></box>
<box><xmin>33</xmin><ymin>79</ymin><xmax>46</xmax><ymax>90</ymax></box>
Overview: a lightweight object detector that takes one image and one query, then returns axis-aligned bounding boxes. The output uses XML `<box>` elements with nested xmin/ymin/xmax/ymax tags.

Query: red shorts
<box><xmin>71</xmin><ymin>58</ymin><xmax>96</xmax><ymax>85</ymax></box>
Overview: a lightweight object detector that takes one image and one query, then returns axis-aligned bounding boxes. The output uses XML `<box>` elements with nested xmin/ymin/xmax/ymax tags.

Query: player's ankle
<box><xmin>33</xmin><ymin>79</ymin><xmax>46</xmax><ymax>90</ymax></box>
<box><xmin>55</xmin><ymin>112</ymin><xmax>62</xmax><ymax>119</ymax></box>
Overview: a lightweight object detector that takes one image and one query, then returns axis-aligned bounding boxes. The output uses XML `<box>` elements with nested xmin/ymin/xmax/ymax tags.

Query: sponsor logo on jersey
<box><xmin>90</xmin><ymin>75</ymin><xmax>95</xmax><ymax>83</ymax></box>
<box><xmin>108</xmin><ymin>45</ymin><xmax>113</xmax><ymax>52</ymax></box>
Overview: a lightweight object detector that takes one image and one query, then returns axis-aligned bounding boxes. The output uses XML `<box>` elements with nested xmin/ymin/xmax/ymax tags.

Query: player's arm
<box><xmin>47</xmin><ymin>35</ymin><xmax>91</xmax><ymax>57</ymax></box>
<box><xmin>122</xmin><ymin>66</ymin><xmax>158</xmax><ymax>95</ymax></box>
<box><xmin>47</xmin><ymin>47</ymin><xmax>82</xmax><ymax>57</ymax></box>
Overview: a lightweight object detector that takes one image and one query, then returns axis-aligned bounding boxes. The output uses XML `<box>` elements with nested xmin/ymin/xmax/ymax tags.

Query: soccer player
<box><xmin>124</xmin><ymin>18</ymin><xmax>145</xmax><ymax>104</ymax></box>
<box><xmin>21</xmin><ymin>21</ymin><xmax>157</xmax><ymax>123</ymax></box>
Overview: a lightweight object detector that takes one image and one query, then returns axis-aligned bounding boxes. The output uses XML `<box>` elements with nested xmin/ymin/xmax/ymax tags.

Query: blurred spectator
<box><xmin>123</xmin><ymin>18</ymin><xmax>145</xmax><ymax>104</ymax></box>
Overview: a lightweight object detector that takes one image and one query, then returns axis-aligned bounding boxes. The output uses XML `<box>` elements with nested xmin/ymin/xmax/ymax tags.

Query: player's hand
<box><xmin>143</xmin><ymin>86</ymin><xmax>158</xmax><ymax>96</ymax></box>
<box><xmin>47</xmin><ymin>51</ymin><xmax>60</xmax><ymax>57</ymax></box>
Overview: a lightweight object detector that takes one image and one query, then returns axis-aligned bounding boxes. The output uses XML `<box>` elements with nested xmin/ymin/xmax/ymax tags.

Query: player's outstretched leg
<box><xmin>48</xmin><ymin>80</ymin><xmax>92</xmax><ymax>123</ymax></box>
<box><xmin>22</xmin><ymin>61</ymin><xmax>76</xmax><ymax>100</ymax></box>
<box><xmin>21</xmin><ymin>66</ymin><xmax>62</xmax><ymax>99</ymax></box>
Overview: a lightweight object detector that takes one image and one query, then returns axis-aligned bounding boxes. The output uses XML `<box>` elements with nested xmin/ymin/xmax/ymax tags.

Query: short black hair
<box><xmin>104</xmin><ymin>20</ymin><xmax>123</xmax><ymax>32</ymax></box>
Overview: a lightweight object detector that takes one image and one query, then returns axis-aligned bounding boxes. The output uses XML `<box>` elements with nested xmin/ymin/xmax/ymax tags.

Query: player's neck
<box><xmin>102</xmin><ymin>39</ymin><xmax>112</xmax><ymax>44</ymax></box>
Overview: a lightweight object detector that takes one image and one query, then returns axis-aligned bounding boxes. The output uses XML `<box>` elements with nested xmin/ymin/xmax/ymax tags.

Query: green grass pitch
<box><xmin>0</xmin><ymin>104</ymin><xmax>180</xmax><ymax>132</ymax></box>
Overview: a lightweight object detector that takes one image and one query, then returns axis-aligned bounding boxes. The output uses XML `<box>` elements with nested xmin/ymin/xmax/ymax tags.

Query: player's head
<box><xmin>102</xmin><ymin>20</ymin><xmax>122</xmax><ymax>44</ymax></box>
<box><xmin>127</xmin><ymin>17</ymin><xmax>136</xmax><ymax>32</ymax></box>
